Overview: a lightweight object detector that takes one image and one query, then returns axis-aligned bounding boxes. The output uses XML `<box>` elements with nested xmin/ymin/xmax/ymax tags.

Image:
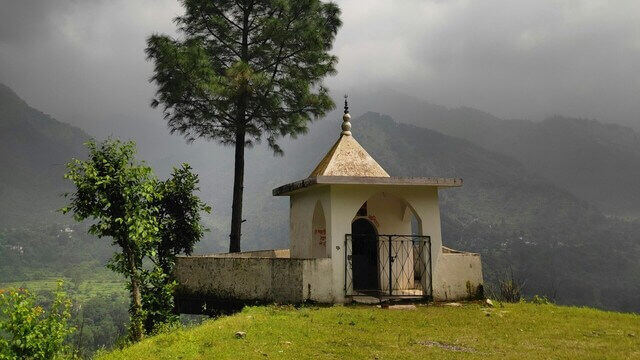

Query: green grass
<box><xmin>99</xmin><ymin>302</ymin><xmax>640</xmax><ymax>360</ymax></box>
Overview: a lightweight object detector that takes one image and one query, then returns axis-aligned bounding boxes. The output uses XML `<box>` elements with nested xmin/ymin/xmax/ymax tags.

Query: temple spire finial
<box><xmin>341</xmin><ymin>94</ymin><xmax>352</xmax><ymax>136</ymax></box>
<box><xmin>344</xmin><ymin>95</ymin><xmax>349</xmax><ymax>114</ymax></box>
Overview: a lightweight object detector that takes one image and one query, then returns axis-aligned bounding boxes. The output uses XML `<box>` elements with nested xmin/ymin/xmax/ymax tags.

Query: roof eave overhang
<box><xmin>272</xmin><ymin>176</ymin><xmax>463</xmax><ymax>196</ymax></box>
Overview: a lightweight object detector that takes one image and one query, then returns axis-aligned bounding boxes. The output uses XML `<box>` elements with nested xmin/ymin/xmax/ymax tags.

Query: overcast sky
<box><xmin>1</xmin><ymin>0</ymin><xmax>639</xmax><ymax>138</ymax></box>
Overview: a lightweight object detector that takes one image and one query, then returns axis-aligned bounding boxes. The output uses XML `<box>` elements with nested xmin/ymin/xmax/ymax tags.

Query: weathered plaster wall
<box><xmin>302</xmin><ymin>259</ymin><xmax>334</xmax><ymax>302</ymax></box>
<box><xmin>205</xmin><ymin>249</ymin><xmax>290</xmax><ymax>258</ymax></box>
<box><xmin>176</xmin><ymin>182</ymin><xmax>481</xmax><ymax>307</ymax></box>
<box><xmin>174</xmin><ymin>256</ymin><xmax>333</xmax><ymax>304</ymax></box>
<box><xmin>289</xmin><ymin>186</ymin><xmax>331</xmax><ymax>258</ymax></box>
<box><xmin>359</xmin><ymin>192</ymin><xmax>413</xmax><ymax>235</ymax></box>
<box><xmin>311</xmin><ymin>201</ymin><xmax>327</xmax><ymax>258</ymax></box>
<box><xmin>433</xmin><ymin>252</ymin><xmax>484</xmax><ymax>301</ymax></box>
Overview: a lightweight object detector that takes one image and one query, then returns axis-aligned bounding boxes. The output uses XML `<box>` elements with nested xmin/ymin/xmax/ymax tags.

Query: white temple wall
<box><xmin>289</xmin><ymin>187</ymin><xmax>331</xmax><ymax>258</ymax></box>
<box><xmin>433</xmin><ymin>252</ymin><xmax>484</xmax><ymax>301</ymax></box>
<box><xmin>311</xmin><ymin>200</ymin><xmax>328</xmax><ymax>258</ymax></box>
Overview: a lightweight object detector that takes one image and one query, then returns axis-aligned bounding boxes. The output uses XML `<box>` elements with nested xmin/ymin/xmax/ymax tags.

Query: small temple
<box><xmin>175</xmin><ymin>98</ymin><xmax>483</xmax><ymax>312</ymax></box>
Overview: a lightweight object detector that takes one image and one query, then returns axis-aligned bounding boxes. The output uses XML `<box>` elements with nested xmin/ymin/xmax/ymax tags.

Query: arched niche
<box><xmin>351</xmin><ymin>192</ymin><xmax>422</xmax><ymax>236</ymax></box>
<box><xmin>311</xmin><ymin>200</ymin><xmax>327</xmax><ymax>258</ymax></box>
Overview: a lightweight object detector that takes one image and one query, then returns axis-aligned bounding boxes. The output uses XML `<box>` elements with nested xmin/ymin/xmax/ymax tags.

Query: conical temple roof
<box><xmin>309</xmin><ymin>134</ymin><xmax>389</xmax><ymax>177</ymax></box>
<box><xmin>273</xmin><ymin>98</ymin><xmax>462</xmax><ymax>196</ymax></box>
<box><xmin>310</xmin><ymin>97</ymin><xmax>389</xmax><ymax>177</ymax></box>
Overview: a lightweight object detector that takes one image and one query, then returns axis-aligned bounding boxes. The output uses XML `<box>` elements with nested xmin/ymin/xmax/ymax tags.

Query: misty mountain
<box><xmin>350</xmin><ymin>90</ymin><xmax>640</xmax><ymax>217</ymax></box>
<box><xmin>231</xmin><ymin>109</ymin><xmax>640</xmax><ymax>311</ymax></box>
<box><xmin>0</xmin><ymin>83</ymin><xmax>89</xmax><ymax>226</ymax></box>
<box><xmin>352</xmin><ymin>113</ymin><xmax>640</xmax><ymax>311</ymax></box>
<box><xmin>1</xmin><ymin>83</ymin><xmax>638</xmax><ymax>311</ymax></box>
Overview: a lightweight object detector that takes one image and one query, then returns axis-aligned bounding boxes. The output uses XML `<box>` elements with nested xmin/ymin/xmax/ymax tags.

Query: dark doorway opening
<box><xmin>351</xmin><ymin>218</ymin><xmax>378</xmax><ymax>291</ymax></box>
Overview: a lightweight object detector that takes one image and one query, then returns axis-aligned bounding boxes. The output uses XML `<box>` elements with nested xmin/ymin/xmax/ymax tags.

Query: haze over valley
<box><xmin>2</xmin><ymin>82</ymin><xmax>640</xmax><ymax>313</ymax></box>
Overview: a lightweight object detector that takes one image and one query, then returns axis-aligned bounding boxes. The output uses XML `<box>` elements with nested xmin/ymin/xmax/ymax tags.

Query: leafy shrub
<box><xmin>529</xmin><ymin>295</ymin><xmax>552</xmax><ymax>305</ymax></box>
<box><xmin>0</xmin><ymin>281</ymin><xmax>75</xmax><ymax>360</ymax></box>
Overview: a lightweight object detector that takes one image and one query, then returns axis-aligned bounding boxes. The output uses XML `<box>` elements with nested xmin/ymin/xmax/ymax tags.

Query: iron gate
<box><xmin>345</xmin><ymin>234</ymin><xmax>432</xmax><ymax>298</ymax></box>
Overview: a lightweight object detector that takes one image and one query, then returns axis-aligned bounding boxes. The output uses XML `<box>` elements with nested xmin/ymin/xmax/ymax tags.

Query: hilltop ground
<box><xmin>99</xmin><ymin>302</ymin><xmax>639</xmax><ymax>360</ymax></box>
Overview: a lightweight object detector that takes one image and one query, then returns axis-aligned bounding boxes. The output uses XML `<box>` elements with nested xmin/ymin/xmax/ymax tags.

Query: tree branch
<box><xmin>209</xmin><ymin>2</ymin><xmax>244</xmax><ymax>31</ymax></box>
<box><xmin>198</xmin><ymin>8</ymin><xmax>242</xmax><ymax>58</ymax></box>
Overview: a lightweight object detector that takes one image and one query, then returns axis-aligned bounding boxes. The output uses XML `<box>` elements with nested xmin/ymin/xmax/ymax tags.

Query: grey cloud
<box><xmin>326</xmin><ymin>0</ymin><xmax>640</xmax><ymax>127</ymax></box>
<box><xmin>410</xmin><ymin>1</ymin><xmax>640</xmax><ymax>123</ymax></box>
<box><xmin>0</xmin><ymin>0</ymin><xmax>60</xmax><ymax>43</ymax></box>
<box><xmin>0</xmin><ymin>0</ymin><xmax>109</xmax><ymax>43</ymax></box>
<box><xmin>0</xmin><ymin>0</ymin><xmax>639</xmax><ymax>137</ymax></box>
<box><xmin>0</xmin><ymin>0</ymin><xmax>180</xmax><ymax>138</ymax></box>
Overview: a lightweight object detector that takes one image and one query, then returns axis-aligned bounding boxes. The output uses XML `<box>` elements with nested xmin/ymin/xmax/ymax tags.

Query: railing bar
<box><xmin>344</xmin><ymin>234</ymin><xmax>432</xmax><ymax>299</ymax></box>
<box><xmin>388</xmin><ymin>235</ymin><xmax>393</xmax><ymax>296</ymax></box>
<box><xmin>344</xmin><ymin>234</ymin><xmax>348</xmax><ymax>295</ymax></box>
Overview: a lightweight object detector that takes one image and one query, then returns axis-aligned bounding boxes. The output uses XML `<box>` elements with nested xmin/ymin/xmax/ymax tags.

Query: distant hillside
<box><xmin>1</xmin><ymin>82</ymin><xmax>638</xmax><ymax>312</ymax></box>
<box><xmin>421</xmin><ymin>114</ymin><xmax>640</xmax><ymax>217</ymax></box>
<box><xmin>0</xmin><ymin>83</ymin><xmax>89</xmax><ymax>226</ymax></box>
<box><xmin>350</xmin><ymin>90</ymin><xmax>640</xmax><ymax>216</ymax></box>
<box><xmin>354</xmin><ymin>112</ymin><xmax>599</xmax><ymax>226</ymax></box>
<box><xmin>229</xmin><ymin>112</ymin><xmax>640</xmax><ymax>311</ymax></box>
<box><xmin>352</xmin><ymin>113</ymin><xmax>640</xmax><ymax>312</ymax></box>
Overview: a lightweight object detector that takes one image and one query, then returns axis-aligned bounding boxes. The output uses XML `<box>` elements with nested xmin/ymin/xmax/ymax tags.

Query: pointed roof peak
<box><xmin>309</xmin><ymin>102</ymin><xmax>389</xmax><ymax>177</ymax></box>
<box><xmin>309</xmin><ymin>135</ymin><xmax>389</xmax><ymax>177</ymax></box>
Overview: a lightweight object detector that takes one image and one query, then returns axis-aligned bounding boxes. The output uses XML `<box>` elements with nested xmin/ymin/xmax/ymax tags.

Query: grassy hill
<box><xmin>99</xmin><ymin>303</ymin><xmax>639</xmax><ymax>359</ymax></box>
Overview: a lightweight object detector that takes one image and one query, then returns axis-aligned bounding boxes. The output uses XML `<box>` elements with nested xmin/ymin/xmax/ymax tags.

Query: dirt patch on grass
<box><xmin>415</xmin><ymin>340</ymin><xmax>476</xmax><ymax>353</ymax></box>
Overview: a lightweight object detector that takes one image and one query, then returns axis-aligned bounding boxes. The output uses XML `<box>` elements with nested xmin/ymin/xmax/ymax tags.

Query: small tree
<box><xmin>146</xmin><ymin>0</ymin><xmax>342</xmax><ymax>252</ymax></box>
<box><xmin>143</xmin><ymin>164</ymin><xmax>210</xmax><ymax>333</ymax></box>
<box><xmin>63</xmin><ymin>140</ymin><xmax>159</xmax><ymax>342</ymax></box>
<box><xmin>0</xmin><ymin>281</ymin><xmax>74</xmax><ymax>360</ymax></box>
<box><xmin>64</xmin><ymin>140</ymin><xmax>210</xmax><ymax>340</ymax></box>
<box><xmin>154</xmin><ymin>164</ymin><xmax>210</xmax><ymax>276</ymax></box>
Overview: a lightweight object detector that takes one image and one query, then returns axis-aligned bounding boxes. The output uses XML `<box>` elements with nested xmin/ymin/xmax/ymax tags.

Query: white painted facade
<box><xmin>282</xmin><ymin>182</ymin><xmax>482</xmax><ymax>302</ymax></box>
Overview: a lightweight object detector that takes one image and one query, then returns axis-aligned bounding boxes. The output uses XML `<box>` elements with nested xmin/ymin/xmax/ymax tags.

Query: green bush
<box><xmin>0</xmin><ymin>280</ymin><xmax>75</xmax><ymax>360</ymax></box>
<box><xmin>529</xmin><ymin>295</ymin><xmax>552</xmax><ymax>305</ymax></box>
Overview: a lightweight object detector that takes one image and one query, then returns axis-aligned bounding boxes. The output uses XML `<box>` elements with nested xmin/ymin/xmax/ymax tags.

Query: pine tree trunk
<box><xmin>229</xmin><ymin>129</ymin><xmax>245</xmax><ymax>253</ymax></box>
<box><xmin>124</xmin><ymin>243</ymin><xmax>144</xmax><ymax>341</ymax></box>
<box><xmin>229</xmin><ymin>2</ymin><xmax>251</xmax><ymax>253</ymax></box>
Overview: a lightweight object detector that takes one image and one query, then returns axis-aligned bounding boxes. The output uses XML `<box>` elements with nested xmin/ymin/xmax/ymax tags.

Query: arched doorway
<box><xmin>344</xmin><ymin>192</ymin><xmax>432</xmax><ymax>298</ymax></box>
<box><xmin>351</xmin><ymin>218</ymin><xmax>378</xmax><ymax>291</ymax></box>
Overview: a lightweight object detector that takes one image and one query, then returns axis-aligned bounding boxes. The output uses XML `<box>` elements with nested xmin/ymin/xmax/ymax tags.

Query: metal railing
<box><xmin>345</xmin><ymin>234</ymin><xmax>432</xmax><ymax>298</ymax></box>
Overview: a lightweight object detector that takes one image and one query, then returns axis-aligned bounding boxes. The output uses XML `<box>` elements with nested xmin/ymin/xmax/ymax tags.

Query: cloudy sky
<box><xmin>1</xmin><ymin>0</ymin><xmax>639</xmax><ymax>138</ymax></box>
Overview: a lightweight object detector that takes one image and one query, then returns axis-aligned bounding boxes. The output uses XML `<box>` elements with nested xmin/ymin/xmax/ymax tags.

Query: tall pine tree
<box><xmin>146</xmin><ymin>0</ymin><xmax>341</xmax><ymax>252</ymax></box>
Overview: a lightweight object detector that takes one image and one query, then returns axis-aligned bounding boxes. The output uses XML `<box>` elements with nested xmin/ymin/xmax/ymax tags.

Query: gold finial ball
<box><xmin>341</xmin><ymin>113</ymin><xmax>352</xmax><ymax>136</ymax></box>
